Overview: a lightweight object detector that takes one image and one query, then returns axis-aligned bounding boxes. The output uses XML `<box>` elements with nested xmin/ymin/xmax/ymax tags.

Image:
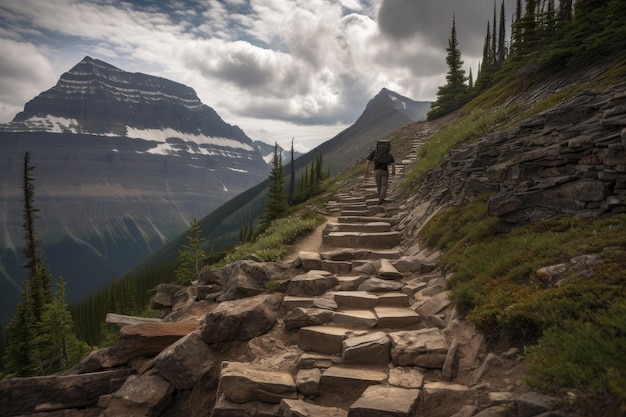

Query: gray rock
<box><xmin>284</xmin><ymin>307</ymin><xmax>334</xmax><ymax>330</ymax></box>
<box><xmin>102</xmin><ymin>374</ymin><xmax>174</xmax><ymax>417</ymax></box>
<box><xmin>217</xmin><ymin>361</ymin><xmax>297</xmax><ymax>404</ymax></box>
<box><xmin>348</xmin><ymin>385</ymin><xmax>421</xmax><ymax>417</ymax></box>
<box><xmin>342</xmin><ymin>332</ymin><xmax>390</xmax><ymax>366</ymax></box>
<box><xmin>295</xmin><ymin>368</ymin><xmax>322</xmax><ymax>396</ymax></box>
<box><xmin>200</xmin><ymin>293</ymin><xmax>283</xmax><ymax>344</ymax></box>
<box><xmin>280</xmin><ymin>398</ymin><xmax>348</xmax><ymax>417</ymax></box>
<box><xmin>389</xmin><ymin>328</ymin><xmax>450</xmax><ymax>368</ymax></box>
<box><xmin>286</xmin><ymin>270</ymin><xmax>340</xmax><ymax>296</ymax></box>
<box><xmin>153</xmin><ymin>330</ymin><xmax>216</xmax><ymax>390</ymax></box>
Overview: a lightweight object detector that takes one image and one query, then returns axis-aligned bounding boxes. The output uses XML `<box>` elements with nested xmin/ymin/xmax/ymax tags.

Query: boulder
<box><xmin>284</xmin><ymin>307</ymin><xmax>334</xmax><ymax>330</ymax></box>
<box><xmin>378</xmin><ymin>259</ymin><xmax>402</xmax><ymax>280</ymax></box>
<box><xmin>389</xmin><ymin>328</ymin><xmax>450</xmax><ymax>368</ymax></box>
<box><xmin>102</xmin><ymin>374</ymin><xmax>174</xmax><ymax>417</ymax></box>
<box><xmin>341</xmin><ymin>332</ymin><xmax>390</xmax><ymax>366</ymax></box>
<box><xmin>218</xmin><ymin>260</ymin><xmax>286</xmax><ymax>301</ymax></box>
<box><xmin>298</xmin><ymin>251</ymin><xmax>323</xmax><ymax>270</ymax></box>
<box><xmin>286</xmin><ymin>270</ymin><xmax>339</xmax><ymax>296</ymax></box>
<box><xmin>149</xmin><ymin>284</ymin><xmax>187</xmax><ymax>309</ymax></box>
<box><xmin>358</xmin><ymin>277</ymin><xmax>404</xmax><ymax>292</ymax></box>
<box><xmin>153</xmin><ymin>330</ymin><xmax>217</xmax><ymax>390</ymax></box>
<box><xmin>295</xmin><ymin>368</ymin><xmax>322</xmax><ymax>397</ymax></box>
<box><xmin>200</xmin><ymin>293</ymin><xmax>283</xmax><ymax>344</ymax></box>
<box><xmin>217</xmin><ymin>361</ymin><xmax>297</xmax><ymax>404</ymax></box>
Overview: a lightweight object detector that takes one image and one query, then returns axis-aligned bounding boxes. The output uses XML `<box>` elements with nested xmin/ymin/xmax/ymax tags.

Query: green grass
<box><xmin>418</xmin><ymin>198</ymin><xmax>626</xmax><ymax>403</ymax></box>
<box><xmin>217</xmin><ymin>207</ymin><xmax>326</xmax><ymax>266</ymax></box>
<box><xmin>402</xmin><ymin>106</ymin><xmax>516</xmax><ymax>194</ymax></box>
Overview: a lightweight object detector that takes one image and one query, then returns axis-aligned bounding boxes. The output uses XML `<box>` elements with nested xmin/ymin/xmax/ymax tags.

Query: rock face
<box><xmin>408</xmin><ymin>80</ymin><xmax>626</xmax><ymax>233</ymax></box>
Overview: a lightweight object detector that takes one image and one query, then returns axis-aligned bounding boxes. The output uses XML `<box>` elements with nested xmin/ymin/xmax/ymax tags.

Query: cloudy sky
<box><xmin>0</xmin><ymin>0</ymin><xmax>516</xmax><ymax>151</ymax></box>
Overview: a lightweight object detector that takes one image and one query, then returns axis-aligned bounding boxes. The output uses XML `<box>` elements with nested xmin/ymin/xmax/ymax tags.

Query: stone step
<box><xmin>320</xmin><ymin>366</ymin><xmax>387</xmax><ymax>389</ymax></box>
<box><xmin>298</xmin><ymin>326</ymin><xmax>353</xmax><ymax>354</ymax></box>
<box><xmin>324</xmin><ymin>231</ymin><xmax>401</xmax><ymax>249</ymax></box>
<box><xmin>333</xmin><ymin>310</ymin><xmax>378</xmax><ymax>329</ymax></box>
<box><xmin>321</xmin><ymin>248</ymin><xmax>402</xmax><ymax>262</ymax></box>
<box><xmin>339</xmin><ymin>216</ymin><xmax>399</xmax><ymax>225</ymax></box>
<box><xmin>337</xmin><ymin>275</ymin><xmax>368</xmax><ymax>291</ymax></box>
<box><xmin>348</xmin><ymin>385</ymin><xmax>421</xmax><ymax>417</ymax></box>
<box><xmin>217</xmin><ymin>361</ymin><xmax>297</xmax><ymax>404</ymax></box>
<box><xmin>280</xmin><ymin>399</ymin><xmax>348</xmax><ymax>417</ymax></box>
<box><xmin>377</xmin><ymin>292</ymin><xmax>410</xmax><ymax>307</ymax></box>
<box><xmin>334</xmin><ymin>291</ymin><xmax>378</xmax><ymax>309</ymax></box>
<box><xmin>340</xmin><ymin>210</ymin><xmax>371</xmax><ymax>217</ymax></box>
<box><xmin>324</xmin><ymin>221</ymin><xmax>392</xmax><ymax>234</ymax></box>
<box><xmin>341</xmin><ymin>331</ymin><xmax>390</xmax><ymax>366</ymax></box>
<box><xmin>374</xmin><ymin>306</ymin><xmax>421</xmax><ymax>328</ymax></box>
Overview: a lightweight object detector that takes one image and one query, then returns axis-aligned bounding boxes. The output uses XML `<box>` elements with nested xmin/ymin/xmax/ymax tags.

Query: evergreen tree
<box><xmin>497</xmin><ymin>0</ymin><xmax>507</xmax><ymax>69</ymax></box>
<box><xmin>4</xmin><ymin>280</ymin><xmax>35</xmax><ymax>375</ymax></box>
<box><xmin>32</xmin><ymin>279</ymin><xmax>90</xmax><ymax>375</ymax></box>
<box><xmin>289</xmin><ymin>138</ymin><xmax>295</xmax><ymax>205</ymax></box>
<box><xmin>468</xmin><ymin>67</ymin><xmax>474</xmax><ymax>89</ymax></box>
<box><xmin>510</xmin><ymin>0</ymin><xmax>524</xmax><ymax>57</ymax></box>
<box><xmin>4</xmin><ymin>153</ymin><xmax>87</xmax><ymax>376</ymax></box>
<box><xmin>260</xmin><ymin>143</ymin><xmax>287</xmax><ymax>229</ymax></box>
<box><xmin>476</xmin><ymin>21</ymin><xmax>494</xmax><ymax>89</ymax></box>
<box><xmin>174</xmin><ymin>218</ymin><xmax>207</xmax><ymax>284</ymax></box>
<box><xmin>427</xmin><ymin>14</ymin><xmax>467</xmax><ymax>119</ymax></box>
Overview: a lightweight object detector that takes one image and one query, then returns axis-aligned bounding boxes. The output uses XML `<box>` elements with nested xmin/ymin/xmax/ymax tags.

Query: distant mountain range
<box><xmin>0</xmin><ymin>56</ymin><xmax>429</xmax><ymax>323</ymax></box>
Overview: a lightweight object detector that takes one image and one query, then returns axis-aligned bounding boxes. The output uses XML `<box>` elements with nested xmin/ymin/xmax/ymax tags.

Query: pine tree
<box><xmin>4</xmin><ymin>280</ymin><xmax>36</xmax><ymax>375</ymax></box>
<box><xmin>497</xmin><ymin>0</ymin><xmax>507</xmax><ymax>69</ymax></box>
<box><xmin>260</xmin><ymin>143</ymin><xmax>287</xmax><ymax>229</ymax></box>
<box><xmin>4</xmin><ymin>153</ymin><xmax>86</xmax><ymax>376</ymax></box>
<box><xmin>427</xmin><ymin>14</ymin><xmax>467</xmax><ymax>119</ymax></box>
<box><xmin>510</xmin><ymin>0</ymin><xmax>524</xmax><ymax>57</ymax></box>
<box><xmin>289</xmin><ymin>138</ymin><xmax>295</xmax><ymax>205</ymax></box>
<box><xmin>174</xmin><ymin>218</ymin><xmax>207</xmax><ymax>285</ymax></box>
<box><xmin>32</xmin><ymin>279</ymin><xmax>90</xmax><ymax>375</ymax></box>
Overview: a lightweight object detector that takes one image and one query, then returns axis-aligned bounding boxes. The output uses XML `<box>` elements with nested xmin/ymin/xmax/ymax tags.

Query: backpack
<box><xmin>373</xmin><ymin>140</ymin><xmax>393</xmax><ymax>165</ymax></box>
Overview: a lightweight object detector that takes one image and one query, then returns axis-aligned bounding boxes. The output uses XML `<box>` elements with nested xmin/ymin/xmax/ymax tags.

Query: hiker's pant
<box><xmin>374</xmin><ymin>169</ymin><xmax>389</xmax><ymax>202</ymax></box>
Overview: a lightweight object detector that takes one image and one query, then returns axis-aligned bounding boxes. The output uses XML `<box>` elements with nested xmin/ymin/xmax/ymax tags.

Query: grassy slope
<box><xmin>407</xmin><ymin>54</ymin><xmax>626</xmax><ymax>413</ymax></box>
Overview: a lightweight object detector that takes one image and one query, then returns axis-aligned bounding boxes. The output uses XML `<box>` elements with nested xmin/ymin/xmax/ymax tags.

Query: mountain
<box><xmin>0</xmin><ymin>57</ymin><xmax>271</xmax><ymax>322</ymax></box>
<box><xmin>124</xmin><ymin>88</ymin><xmax>430</xmax><ymax>275</ymax></box>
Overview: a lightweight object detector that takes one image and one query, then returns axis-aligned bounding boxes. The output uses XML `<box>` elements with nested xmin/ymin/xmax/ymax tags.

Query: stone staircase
<box><xmin>210</xmin><ymin>139</ymin><xmax>488</xmax><ymax>417</ymax></box>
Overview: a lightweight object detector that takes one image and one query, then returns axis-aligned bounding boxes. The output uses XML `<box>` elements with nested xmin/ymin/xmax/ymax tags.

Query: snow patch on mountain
<box><xmin>126</xmin><ymin>127</ymin><xmax>255</xmax><ymax>151</ymax></box>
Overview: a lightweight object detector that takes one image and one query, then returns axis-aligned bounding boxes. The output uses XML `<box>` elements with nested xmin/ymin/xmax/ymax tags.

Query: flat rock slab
<box><xmin>321</xmin><ymin>248</ymin><xmax>402</xmax><ymax>261</ymax></box>
<box><xmin>326</xmin><ymin>232</ymin><xmax>401</xmax><ymax>249</ymax></box>
<box><xmin>389</xmin><ymin>328</ymin><xmax>450</xmax><ymax>368</ymax></box>
<box><xmin>280</xmin><ymin>398</ymin><xmax>348</xmax><ymax>417</ymax></box>
<box><xmin>218</xmin><ymin>361</ymin><xmax>297</xmax><ymax>404</ymax></box>
<box><xmin>374</xmin><ymin>307</ymin><xmax>421</xmax><ymax>328</ymax></box>
<box><xmin>377</xmin><ymin>293</ymin><xmax>410</xmax><ymax>307</ymax></box>
<box><xmin>358</xmin><ymin>277</ymin><xmax>404</xmax><ymax>292</ymax></box>
<box><xmin>333</xmin><ymin>310</ymin><xmax>378</xmax><ymax>329</ymax></box>
<box><xmin>299</xmin><ymin>326</ymin><xmax>351</xmax><ymax>354</ymax></box>
<box><xmin>321</xmin><ymin>366</ymin><xmax>387</xmax><ymax>388</ymax></box>
<box><xmin>348</xmin><ymin>385</ymin><xmax>421</xmax><ymax>417</ymax></box>
<box><xmin>287</xmin><ymin>270</ymin><xmax>339</xmax><ymax>296</ymax></box>
<box><xmin>334</xmin><ymin>291</ymin><xmax>379</xmax><ymax>309</ymax></box>
<box><xmin>284</xmin><ymin>307</ymin><xmax>334</xmax><ymax>330</ymax></box>
<box><xmin>342</xmin><ymin>332</ymin><xmax>390</xmax><ymax>366</ymax></box>
<box><xmin>116</xmin><ymin>321</ymin><xmax>199</xmax><ymax>360</ymax></box>
<box><xmin>414</xmin><ymin>290</ymin><xmax>453</xmax><ymax>317</ymax></box>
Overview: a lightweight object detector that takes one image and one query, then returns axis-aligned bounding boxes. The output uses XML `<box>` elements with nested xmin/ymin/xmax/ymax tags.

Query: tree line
<box><xmin>428</xmin><ymin>0</ymin><xmax>625</xmax><ymax>119</ymax></box>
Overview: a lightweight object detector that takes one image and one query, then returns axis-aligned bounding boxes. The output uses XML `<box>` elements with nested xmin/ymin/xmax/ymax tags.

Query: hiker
<box><xmin>365</xmin><ymin>140</ymin><xmax>396</xmax><ymax>204</ymax></box>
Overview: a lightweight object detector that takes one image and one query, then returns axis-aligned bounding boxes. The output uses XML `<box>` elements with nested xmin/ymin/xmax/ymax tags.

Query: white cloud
<box><xmin>0</xmin><ymin>0</ymin><xmax>518</xmax><ymax>145</ymax></box>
